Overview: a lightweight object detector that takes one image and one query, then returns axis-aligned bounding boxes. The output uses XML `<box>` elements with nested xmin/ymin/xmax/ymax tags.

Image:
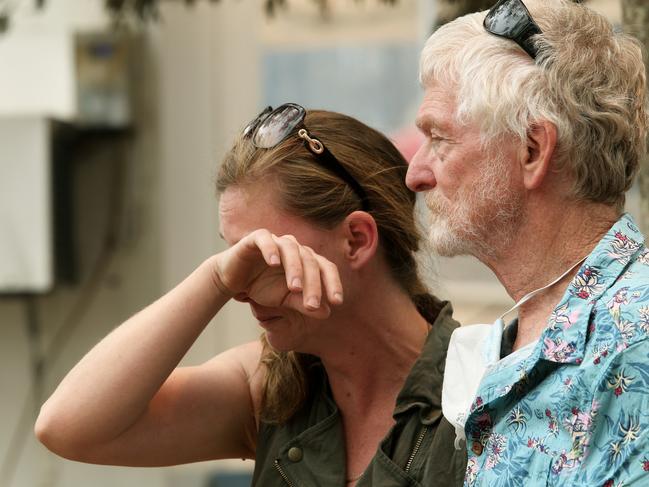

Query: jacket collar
<box><xmin>393</xmin><ymin>298</ymin><xmax>459</xmax><ymax>424</ymax></box>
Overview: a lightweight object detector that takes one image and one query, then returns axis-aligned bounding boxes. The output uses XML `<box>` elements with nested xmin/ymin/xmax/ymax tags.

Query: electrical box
<box><xmin>75</xmin><ymin>32</ymin><xmax>132</xmax><ymax>127</ymax></box>
<box><xmin>0</xmin><ymin>117</ymin><xmax>52</xmax><ymax>293</ymax></box>
<box><xmin>0</xmin><ymin>31</ymin><xmax>132</xmax><ymax>294</ymax></box>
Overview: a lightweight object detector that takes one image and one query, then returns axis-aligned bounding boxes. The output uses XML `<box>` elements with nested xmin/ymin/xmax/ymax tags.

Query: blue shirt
<box><xmin>464</xmin><ymin>214</ymin><xmax>649</xmax><ymax>486</ymax></box>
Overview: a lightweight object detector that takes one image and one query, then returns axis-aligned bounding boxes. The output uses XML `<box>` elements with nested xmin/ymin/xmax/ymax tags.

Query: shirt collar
<box><xmin>500</xmin><ymin>320</ymin><xmax>518</xmax><ymax>359</ymax></box>
<box><xmin>540</xmin><ymin>213</ymin><xmax>645</xmax><ymax>364</ymax></box>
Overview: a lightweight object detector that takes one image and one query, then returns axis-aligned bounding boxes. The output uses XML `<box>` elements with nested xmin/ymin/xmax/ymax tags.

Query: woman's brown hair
<box><xmin>216</xmin><ymin>109</ymin><xmax>430</xmax><ymax>423</ymax></box>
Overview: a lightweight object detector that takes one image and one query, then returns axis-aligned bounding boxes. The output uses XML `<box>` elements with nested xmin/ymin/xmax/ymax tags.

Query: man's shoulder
<box><xmin>594</xmin><ymin>241</ymin><xmax>649</xmax><ymax>315</ymax></box>
<box><xmin>587</xmin><ymin>252</ymin><xmax>649</xmax><ymax>358</ymax></box>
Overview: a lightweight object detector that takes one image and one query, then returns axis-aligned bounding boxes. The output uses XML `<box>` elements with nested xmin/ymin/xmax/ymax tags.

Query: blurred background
<box><xmin>0</xmin><ymin>0</ymin><xmax>643</xmax><ymax>486</ymax></box>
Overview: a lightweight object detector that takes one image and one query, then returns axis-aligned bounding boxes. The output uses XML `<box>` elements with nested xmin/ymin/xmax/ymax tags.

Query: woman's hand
<box><xmin>212</xmin><ymin>229</ymin><xmax>344</xmax><ymax>319</ymax></box>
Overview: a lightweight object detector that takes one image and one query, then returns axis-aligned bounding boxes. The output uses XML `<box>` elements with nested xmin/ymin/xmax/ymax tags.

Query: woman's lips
<box><xmin>254</xmin><ymin>314</ymin><xmax>282</xmax><ymax>326</ymax></box>
<box><xmin>250</xmin><ymin>304</ymin><xmax>283</xmax><ymax>326</ymax></box>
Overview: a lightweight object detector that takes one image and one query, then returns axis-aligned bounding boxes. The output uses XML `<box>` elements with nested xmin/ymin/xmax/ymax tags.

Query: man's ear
<box><xmin>341</xmin><ymin>211</ymin><xmax>379</xmax><ymax>270</ymax></box>
<box><xmin>522</xmin><ymin>120</ymin><xmax>557</xmax><ymax>190</ymax></box>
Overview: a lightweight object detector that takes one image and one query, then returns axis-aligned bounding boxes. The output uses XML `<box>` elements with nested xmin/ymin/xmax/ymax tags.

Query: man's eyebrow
<box><xmin>415</xmin><ymin>117</ymin><xmax>432</xmax><ymax>134</ymax></box>
<box><xmin>416</xmin><ymin>117</ymin><xmax>448</xmax><ymax>135</ymax></box>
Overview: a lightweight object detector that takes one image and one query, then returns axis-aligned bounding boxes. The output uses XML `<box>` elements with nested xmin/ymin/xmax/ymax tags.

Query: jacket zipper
<box><xmin>274</xmin><ymin>459</ymin><xmax>296</xmax><ymax>487</ymax></box>
<box><xmin>274</xmin><ymin>426</ymin><xmax>429</xmax><ymax>484</ymax></box>
<box><xmin>405</xmin><ymin>425</ymin><xmax>429</xmax><ymax>474</ymax></box>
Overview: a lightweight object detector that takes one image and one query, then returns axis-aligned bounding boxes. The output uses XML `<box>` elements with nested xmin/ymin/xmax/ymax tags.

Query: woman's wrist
<box><xmin>204</xmin><ymin>255</ymin><xmax>236</xmax><ymax>300</ymax></box>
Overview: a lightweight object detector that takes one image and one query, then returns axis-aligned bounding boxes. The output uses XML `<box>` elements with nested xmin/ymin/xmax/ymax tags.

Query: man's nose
<box><xmin>405</xmin><ymin>149</ymin><xmax>437</xmax><ymax>192</ymax></box>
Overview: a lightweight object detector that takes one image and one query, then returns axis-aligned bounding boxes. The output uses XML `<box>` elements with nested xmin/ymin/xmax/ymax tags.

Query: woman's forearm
<box><xmin>35</xmin><ymin>255</ymin><xmax>231</xmax><ymax>454</ymax></box>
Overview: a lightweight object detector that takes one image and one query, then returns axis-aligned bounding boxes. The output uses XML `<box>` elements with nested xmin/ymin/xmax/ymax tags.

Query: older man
<box><xmin>406</xmin><ymin>0</ymin><xmax>649</xmax><ymax>485</ymax></box>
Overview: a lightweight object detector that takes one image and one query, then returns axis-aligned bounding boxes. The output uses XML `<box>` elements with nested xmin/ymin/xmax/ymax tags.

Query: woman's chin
<box><xmin>263</xmin><ymin>326</ymin><xmax>300</xmax><ymax>353</ymax></box>
<box><xmin>260</xmin><ymin>313</ymin><xmax>314</xmax><ymax>353</ymax></box>
<box><xmin>264</xmin><ymin>337</ymin><xmax>294</xmax><ymax>353</ymax></box>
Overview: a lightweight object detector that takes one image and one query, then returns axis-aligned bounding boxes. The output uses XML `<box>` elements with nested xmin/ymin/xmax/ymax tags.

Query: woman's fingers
<box><xmin>272</xmin><ymin>234</ymin><xmax>304</xmax><ymax>293</ymax></box>
<box><xmin>315</xmin><ymin>254</ymin><xmax>343</xmax><ymax>306</ymax></box>
<box><xmin>298</xmin><ymin>246</ymin><xmax>322</xmax><ymax>310</ymax></box>
<box><xmin>216</xmin><ymin>229</ymin><xmax>282</xmax><ymax>296</ymax></box>
<box><xmin>247</xmin><ymin>230</ymin><xmax>281</xmax><ymax>267</ymax></box>
<box><xmin>284</xmin><ymin>292</ymin><xmax>331</xmax><ymax>319</ymax></box>
<box><xmin>273</xmin><ymin>236</ymin><xmax>344</xmax><ymax>312</ymax></box>
<box><xmin>234</xmin><ymin>230</ymin><xmax>343</xmax><ymax>315</ymax></box>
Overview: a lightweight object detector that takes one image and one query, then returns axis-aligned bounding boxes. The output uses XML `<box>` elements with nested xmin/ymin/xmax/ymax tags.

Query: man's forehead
<box><xmin>416</xmin><ymin>105</ymin><xmax>453</xmax><ymax>133</ymax></box>
<box><xmin>417</xmin><ymin>84</ymin><xmax>458</xmax><ymax>129</ymax></box>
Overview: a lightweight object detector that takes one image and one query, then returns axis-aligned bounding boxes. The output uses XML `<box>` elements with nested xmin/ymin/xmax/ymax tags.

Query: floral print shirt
<box><xmin>464</xmin><ymin>214</ymin><xmax>649</xmax><ymax>487</ymax></box>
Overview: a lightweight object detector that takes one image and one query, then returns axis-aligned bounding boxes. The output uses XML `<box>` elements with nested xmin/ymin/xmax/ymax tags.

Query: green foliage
<box><xmin>104</xmin><ymin>0</ymin><xmax>398</xmax><ymax>21</ymax></box>
<box><xmin>0</xmin><ymin>0</ymin><xmax>586</xmax><ymax>35</ymax></box>
<box><xmin>435</xmin><ymin>0</ymin><xmax>586</xmax><ymax>30</ymax></box>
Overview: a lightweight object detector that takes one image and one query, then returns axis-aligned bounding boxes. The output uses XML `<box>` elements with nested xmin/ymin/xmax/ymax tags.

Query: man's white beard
<box><xmin>424</xmin><ymin>156</ymin><xmax>524</xmax><ymax>260</ymax></box>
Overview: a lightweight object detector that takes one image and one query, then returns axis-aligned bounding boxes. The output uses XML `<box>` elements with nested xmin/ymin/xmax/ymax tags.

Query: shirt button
<box><xmin>287</xmin><ymin>447</ymin><xmax>303</xmax><ymax>462</ymax></box>
<box><xmin>471</xmin><ymin>441</ymin><xmax>484</xmax><ymax>456</ymax></box>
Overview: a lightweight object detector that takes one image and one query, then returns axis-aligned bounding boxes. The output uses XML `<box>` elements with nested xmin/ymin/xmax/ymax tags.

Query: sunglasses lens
<box><xmin>253</xmin><ymin>104</ymin><xmax>305</xmax><ymax>149</ymax></box>
<box><xmin>243</xmin><ymin>106</ymin><xmax>273</xmax><ymax>138</ymax></box>
<box><xmin>484</xmin><ymin>0</ymin><xmax>531</xmax><ymax>38</ymax></box>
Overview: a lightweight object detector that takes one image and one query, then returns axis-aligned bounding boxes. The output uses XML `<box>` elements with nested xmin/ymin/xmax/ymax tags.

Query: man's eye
<box><xmin>429</xmin><ymin>135</ymin><xmax>444</xmax><ymax>147</ymax></box>
<box><xmin>428</xmin><ymin>135</ymin><xmax>449</xmax><ymax>161</ymax></box>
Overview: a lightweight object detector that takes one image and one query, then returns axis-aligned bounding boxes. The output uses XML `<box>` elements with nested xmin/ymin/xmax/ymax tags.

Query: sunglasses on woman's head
<box><xmin>243</xmin><ymin>103</ymin><xmax>370</xmax><ymax>211</ymax></box>
<box><xmin>483</xmin><ymin>0</ymin><xmax>542</xmax><ymax>59</ymax></box>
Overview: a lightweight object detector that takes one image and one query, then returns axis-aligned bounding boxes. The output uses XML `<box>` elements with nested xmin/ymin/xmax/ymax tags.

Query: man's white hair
<box><xmin>420</xmin><ymin>0</ymin><xmax>648</xmax><ymax>210</ymax></box>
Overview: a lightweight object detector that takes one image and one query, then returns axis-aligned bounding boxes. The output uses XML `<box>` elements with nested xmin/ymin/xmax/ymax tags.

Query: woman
<box><xmin>35</xmin><ymin>104</ymin><xmax>467</xmax><ymax>486</ymax></box>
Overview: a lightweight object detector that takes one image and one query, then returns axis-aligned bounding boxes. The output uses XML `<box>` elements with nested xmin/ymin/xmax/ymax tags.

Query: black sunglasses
<box><xmin>243</xmin><ymin>103</ymin><xmax>370</xmax><ymax>211</ymax></box>
<box><xmin>483</xmin><ymin>0</ymin><xmax>542</xmax><ymax>59</ymax></box>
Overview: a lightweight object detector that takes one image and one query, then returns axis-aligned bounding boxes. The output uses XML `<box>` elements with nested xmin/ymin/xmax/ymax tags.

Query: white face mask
<box><xmin>442</xmin><ymin>256</ymin><xmax>587</xmax><ymax>450</ymax></box>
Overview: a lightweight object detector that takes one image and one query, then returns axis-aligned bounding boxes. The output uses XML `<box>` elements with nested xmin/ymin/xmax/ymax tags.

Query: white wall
<box><xmin>0</xmin><ymin>1</ymin><xmax>262</xmax><ymax>486</ymax></box>
<box><xmin>156</xmin><ymin>0</ymin><xmax>262</xmax><ymax>365</ymax></box>
<box><xmin>0</xmin><ymin>0</ymin><xmax>107</xmax><ymax>118</ymax></box>
<box><xmin>0</xmin><ymin>117</ymin><xmax>52</xmax><ymax>292</ymax></box>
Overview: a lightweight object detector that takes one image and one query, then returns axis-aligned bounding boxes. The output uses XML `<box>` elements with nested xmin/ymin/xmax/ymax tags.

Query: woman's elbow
<box><xmin>35</xmin><ymin>403</ymin><xmax>85</xmax><ymax>461</ymax></box>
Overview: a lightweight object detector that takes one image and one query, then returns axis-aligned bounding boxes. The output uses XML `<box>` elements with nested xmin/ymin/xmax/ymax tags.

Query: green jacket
<box><xmin>252</xmin><ymin>298</ymin><xmax>467</xmax><ymax>486</ymax></box>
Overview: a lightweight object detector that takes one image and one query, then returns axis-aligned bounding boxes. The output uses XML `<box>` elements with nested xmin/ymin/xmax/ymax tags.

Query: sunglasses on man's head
<box><xmin>483</xmin><ymin>0</ymin><xmax>542</xmax><ymax>59</ymax></box>
<box><xmin>243</xmin><ymin>103</ymin><xmax>370</xmax><ymax>211</ymax></box>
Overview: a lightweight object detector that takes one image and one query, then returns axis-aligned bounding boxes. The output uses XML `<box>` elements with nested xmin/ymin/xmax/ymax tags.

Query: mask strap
<box><xmin>498</xmin><ymin>255</ymin><xmax>589</xmax><ymax>323</ymax></box>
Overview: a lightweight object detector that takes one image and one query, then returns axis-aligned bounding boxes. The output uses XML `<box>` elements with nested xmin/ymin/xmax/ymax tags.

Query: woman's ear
<box><xmin>522</xmin><ymin>120</ymin><xmax>557</xmax><ymax>190</ymax></box>
<box><xmin>341</xmin><ymin>211</ymin><xmax>379</xmax><ymax>270</ymax></box>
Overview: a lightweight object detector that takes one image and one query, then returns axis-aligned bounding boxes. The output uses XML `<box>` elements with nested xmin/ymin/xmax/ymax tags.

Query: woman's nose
<box><xmin>234</xmin><ymin>293</ymin><xmax>251</xmax><ymax>303</ymax></box>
